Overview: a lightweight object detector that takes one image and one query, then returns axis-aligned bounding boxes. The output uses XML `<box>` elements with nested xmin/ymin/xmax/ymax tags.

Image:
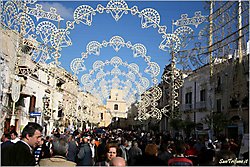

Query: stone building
<box><xmin>0</xmin><ymin>29</ymin><xmax>104</xmax><ymax>136</ymax></box>
<box><xmin>106</xmin><ymin>88</ymin><xmax>128</xmax><ymax>119</ymax></box>
<box><xmin>179</xmin><ymin>55</ymin><xmax>249</xmax><ymax>139</ymax></box>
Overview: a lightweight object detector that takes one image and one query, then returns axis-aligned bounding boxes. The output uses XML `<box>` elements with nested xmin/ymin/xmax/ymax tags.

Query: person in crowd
<box><xmin>134</xmin><ymin>143</ymin><xmax>165</xmax><ymax>166</ymax></box>
<box><xmin>198</xmin><ymin>142</ymin><xmax>215</xmax><ymax>165</ymax></box>
<box><xmin>64</xmin><ymin>128</ymin><xmax>71</xmax><ymax>140</ymax></box>
<box><xmin>128</xmin><ymin>141</ymin><xmax>142</xmax><ymax>165</ymax></box>
<box><xmin>168</xmin><ymin>142</ymin><xmax>193</xmax><ymax>166</ymax></box>
<box><xmin>10</xmin><ymin>122</ymin><xmax>43</xmax><ymax>166</ymax></box>
<box><xmin>229</xmin><ymin>138</ymin><xmax>239</xmax><ymax>156</ymax></box>
<box><xmin>0</xmin><ymin>133</ymin><xmax>6</xmax><ymax>144</ymax></box>
<box><xmin>97</xmin><ymin>137</ymin><xmax>108</xmax><ymax>162</ymax></box>
<box><xmin>214</xmin><ymin>141</ymin><xmax>237</xmax><ymax>166</ymax></box>
<box><xmin>1</xmin><ymin>133</ymin><xmax>14</xmax><ymax>166</ymax></box>
<box><xmin>53</xmin><ymin>128</ymin><xmax>61</xmax><ymax>138</ymax></box>
<box><xmin>41</xmin><ymin>137</ymin><xmax>51</xmax><ymax>159</ymax></box>
<box><xmin>1</xmin><ymin>133</ymin><xmax>13</xmax><ymax>149</ymax></box>
<box><xmin>109</xmin><ymin>157</ymin><xmax>126</xmax><ymax>166</ymax></box>
<box><xmin>185</xmin><ymin>141</ymin><xmax>199</xmax><ymax>165</ymax></box>
<box><xmin>95</xmin><ymin>137</ymin><xmax>100</xmax><ymax>147</ymax></box>
<box><xmin>193</xmin><ymin>138</ymin><xmax>206</xmax><ymax>154</ymax></box>
<box><xmin>67</xmin><ymin>135</ymin><xmax>79</xmax><ymax>163</ymax></box>
<box><xmin>33</xmin><ymin>138</ymin><xmax>44</xmax><ymax>165</ymax></box>
<box><xmin>45</xmin><ymin>136</ymin><xmax>54</xmax><ymax>155</ymax></box>
<box><xmin>10</xmin><ymin>130</ymin><xmax>20</xmax><ymax>143</ymax></box>
<box><xmin>77</xmin><ymin>136</ymin><xmax>92</xmax><ymax>166</ymax></box>
<box><xmin>119</xmin><ymin>138</ymin><xmax>129</xmax><ymax>162</ymax></box>
<box><xmin>158</xmin><ymin>143</ymin><xmax>174</xmax><ymax>165</ymax></box>
<box><xmin>33</xmin><ymin>138</ymin><xmax>51</xmax><ymax>165</ymax></box>
<box><xmin>184</xmin><ymin>141</ymin><xmax>197</xmax><ymax>156</ymax></box>
<box><xmin>95</xmin><ymin>143</ymin><xmax>119</xmax><ymax>166</ymax></box>
<box><xmin>39</xmin><ymin>137</ymin><xmax>76</xmax><ymax>166</ymax></box>
<box><xmin>74</xmin><ymin>130</ymin><xmax>82</xmax><ymax>145</ymax></box>
<box><xmin>90</xmin><ymin>137</ymin><xmax>98</xmax><ymax>165</ymax></box>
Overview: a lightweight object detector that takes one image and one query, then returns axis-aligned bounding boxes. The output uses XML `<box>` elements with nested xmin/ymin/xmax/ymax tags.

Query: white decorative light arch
<box><xmin>80</xmin><ymin>56</ymin><xmax>150</xmax><ymax>104</ymax></box>
<box><xmin>71</xmin><ymin>35</ymin><xmax>160</xmax><ymax>84</ymax></box>
<box><xmin>1</xmin><ymin>0</ymin><xmax>209</xmax><ymax>121</ymax></box>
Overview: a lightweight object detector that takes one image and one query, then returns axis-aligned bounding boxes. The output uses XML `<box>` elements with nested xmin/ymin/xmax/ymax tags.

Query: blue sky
<box><xmin>34</xmin><ymin>0</ymin><xmax>209</xmax><ymax>102</ymax></box>
<box><xmin>37</xmin><ymin>1</ymin><xmax>208</xmax><ymax>68</ymax></box>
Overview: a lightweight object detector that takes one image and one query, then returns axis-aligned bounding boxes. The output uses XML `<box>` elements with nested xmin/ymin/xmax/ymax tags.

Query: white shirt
<box><xmin>90</xmin><ymin>144</ymin><xmax>95</xmax><ymax>158</ymax></box>
<box><xmin>11</xmin><ymin>137</ymin><xmax>20</xmax><ymax>143</ymax></box>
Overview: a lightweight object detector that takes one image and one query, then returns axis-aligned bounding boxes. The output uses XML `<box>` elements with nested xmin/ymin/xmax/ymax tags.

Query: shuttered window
<box><xmin>29</xmin><ymin>95</ymin><xmax>36</xmax><ymax>113</ymax></box>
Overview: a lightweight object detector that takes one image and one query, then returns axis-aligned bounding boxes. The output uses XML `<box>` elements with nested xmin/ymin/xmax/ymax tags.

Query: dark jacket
<box><xmin>134</xmin><ymin>154</ymin><xmax>166</xmax><ymax>166</ymax></box>
<box><xmin>128</xmin><ymin>146</ymin><xmax>142</xmax><ymax>165</ymax></box>
<box><xmin>1</xmin><ymin>140</ymin><xmax>14</xmax><ymax>165</ymax></box>
<box><xmin>77</xmin><ymin>143</ymin><xmax>92</xmax><ymax>166</ymax></box>
<box><xmin>11</xmin><ymin>140</ymin><xmax>36</xmax><ymax>166</ymax></box>
<box><xmin>67</xmin><ymin>140</ymin><xmax>79</xmax><ymax>162</ymax></box>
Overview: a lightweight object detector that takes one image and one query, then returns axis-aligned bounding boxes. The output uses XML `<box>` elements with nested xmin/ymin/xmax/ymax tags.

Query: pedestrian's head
<box><xmin>109</xmin><ymin>157</ymin><xmax>126</xmax><ymax>166</ymax></box>
<box><xmin>105</xmin><ymin>143</ymin><xmax>118</xmax><ymax>162</ymax></box>
<box><xmin>2</xmin><ymin>133</ymin><xmax>11</xmax><ymax>142</ymax></box>
<box><xmin>73</xmin><ymin>130</ymin><xmax>80</xmax><ymax>137</ymax></box>
<box><xmin>21</xmin><ymin>122</ymin><xmax>43</xmax><ymax>148</ymax></box>
<box><xmin>132</xmin><ymin>141</ymin><xmax>138</xmax><ymax>147</ymax></box>
<box><xmin>175</xmin><ymin>142</ymin><xmax>186</xmax><ymax>155</ymax></box>
<box><xmin>52</xmin><ymin>137</ymin><xmax>68</xmax><ymax>157</ymax></box>
<box><xmin>90</xmin><ymin>138</ymin><xmax>95</xmax><ymax>145</ymax></box>
<box><xmin>83</xmin><ymin>136</ymin><xmax>89</xmax><ymax>143</ymax></box>
<box><xmin>145</xmin><ymin>143</ymin><xmax>158</xmax><ymax>156</ymax></box>
<box><xmin>10</xmin><ymin>130</ymin><xmax>18</xmax><ymax>140</ymax></box>
<box><xmin>121</xmin><ymin>138</ymin><xmax>128</xmax><ymax>147</ymax></box>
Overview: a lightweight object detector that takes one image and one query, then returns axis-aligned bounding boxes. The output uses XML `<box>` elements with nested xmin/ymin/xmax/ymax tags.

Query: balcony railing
<box><xmin>180</xmin><ymin>103</ymin><xmax>192</xmax><ymax>111</ymax></box>
<box><xmin>196</xmin><ymin>101</ymin><xmax>207</xmax><ymax>109</ymax></box>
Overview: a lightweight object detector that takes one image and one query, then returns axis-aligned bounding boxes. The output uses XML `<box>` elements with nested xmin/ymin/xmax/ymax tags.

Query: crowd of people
<box><xmin>1</xmin><ymin>122</ymin><xmax>249</xmax><ymax>166</ymax></box>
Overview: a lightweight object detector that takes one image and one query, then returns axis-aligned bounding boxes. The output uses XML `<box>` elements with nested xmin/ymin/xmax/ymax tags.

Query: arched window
<box><xmin>114</xmin><ymin>104</ymin><xmax>118</xmax><ymax>110</ymax></box>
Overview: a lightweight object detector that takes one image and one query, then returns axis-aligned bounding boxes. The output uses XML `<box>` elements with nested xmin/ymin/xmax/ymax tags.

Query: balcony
<box><xmin>180</xmin><ymin>103</ymin><xmax>192</xmax><ymax>111</ymax></box>
<box><xmin>196</xmin><ymin>101</ymin><xmax>207</xmax><ymax>109</ymax></box>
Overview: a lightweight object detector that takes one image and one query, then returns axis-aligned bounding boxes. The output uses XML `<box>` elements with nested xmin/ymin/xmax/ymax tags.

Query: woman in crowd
<box><xmin>95</xmin><ymin>143</ymin><xmax>119</xmax><ymax>166</ymax></box>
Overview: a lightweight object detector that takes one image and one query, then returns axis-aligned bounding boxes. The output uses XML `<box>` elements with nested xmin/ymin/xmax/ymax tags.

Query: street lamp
<box><xmin>42</xmin><ymin>94</ymin><xmax>48</xmax><ymax>107</ymax></box>
<box><xmin>42</xmin><ymin>94</ymin><xmax>49</xmax><ymax>135</ymax></box>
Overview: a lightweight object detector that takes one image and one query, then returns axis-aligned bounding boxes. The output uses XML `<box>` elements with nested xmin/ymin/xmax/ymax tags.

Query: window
<box><xmin>114</xmin><ymin>104</ymin><xmax>118</xmax><ymax>110</ymax></box>
<box><xmin>101</xmin><ymin>113</ymin><xmax>103</xmax><ymax>120</ymax></box>
<box><xmin>29</xmin><ymin>95</ymin><xmax>36</xmax><ymax>113</ymax></box>
<box><xmin>217</xmin><ymin>99</ymin><xmax>222</xmax><ymax>112</ymax></box>
<box><xmin>47</xmin><ymin>76</ymin><xmax>50</xmax><ymax>85</ymax></box>
<box><xmin>185</xmin><ymin>92</ymin><xmax>192</xmax><ymax>104</ymax></box>
<box><xmin>58</xmin><ymin>109</ymin><xmax>63</xmax><ymax>117</ymax></box>
<box><xmin>200</xmin><ymin>89</ymin><xmax>206</xmax><ymax>101</ymax></box>
<box><xmin>217</xmin><ymin>76</ymin><xmax>221</xmax><ymax>88</ymax></box>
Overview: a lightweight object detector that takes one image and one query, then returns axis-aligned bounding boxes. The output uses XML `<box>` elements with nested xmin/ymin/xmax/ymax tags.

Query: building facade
<box><xmin>179</xmin><ymin>56</ymin><xmax>249</xmax><ymax>139</ymax></box>
<box><xmin>0</xmin><ymin>30</ymin><xmax>104</xmax><ymax>136</ymax></box>
<box><xmin>106</xmin><ymin>88</ymin><xmax>128</xmax><ymax>119</ymax></box>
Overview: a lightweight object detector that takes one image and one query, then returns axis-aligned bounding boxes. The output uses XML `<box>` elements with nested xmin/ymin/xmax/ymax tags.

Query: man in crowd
<box><xmin>109</xmin><ymin>157</ymin><xmax>126</xmax><ymax>166</ymax></box>
<box><xmin>77</xmin><ymin>136</ymin><xmax>93</xmax><ymax>166</ymax></box>
<box><xmin>10</xmin><ymin>122</ymin><xmax>43</xmax><ymax>166</ymax></box>
<box><xmin>10</xmin><ymin>130</ymin><xmax>20</xmax><ymax>143</ymax></box>
<box><xmin>39</xmin><ymin>137</ymin><xmax>76</xmax><ymax>166</ymax></box>
<box><xmin>1</xmin><ymin>133</ymin><xmax>14</xmax><ymax>165</ymax></box>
